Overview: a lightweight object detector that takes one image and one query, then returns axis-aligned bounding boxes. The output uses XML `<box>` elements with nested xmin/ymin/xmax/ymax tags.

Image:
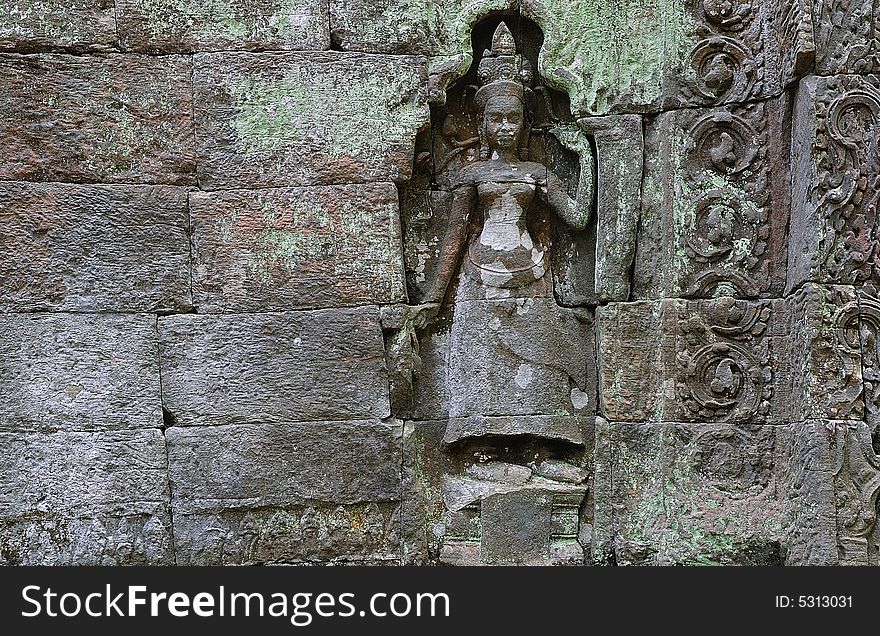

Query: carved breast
<box><xmin>468</xmin><ymin>180</ymin><xmax>546</xmax><ymax>288</ymax></box>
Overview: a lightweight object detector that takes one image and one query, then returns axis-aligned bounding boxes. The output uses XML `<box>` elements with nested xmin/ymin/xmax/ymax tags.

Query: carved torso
<box><xmin>460</xmin><ymin>160</ymin><xmax>548</xmax><ymax>289</ymax></box>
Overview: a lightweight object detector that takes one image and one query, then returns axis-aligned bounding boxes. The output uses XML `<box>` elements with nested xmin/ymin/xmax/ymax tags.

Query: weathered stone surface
<box><xmin>860</xmin><ymin>291</ymin><xmax>880</xmax><ymax>431</ymax></box>
<box><xmin>0</xmin><ymin>53</ymin><xmax>195</xmax><ymax>184</ymax></box>
<box><xmin>788</xmin><ymin>74</ymin><xmax>880</xmax><ymax>292</ymax></box>
<box><xmin>576</xmin><ymin>114</ymin><xmax>642</xmax><ymax>302</ymax></box>
<box><xmin>167</xmin><ymin>420</ymin><xmax>401</xmax><ymax>508</ymax></box>
<box><xmin>0</xmin><ymin>429</ymin><xmax>173</xmax><ymax>565</ymax></box>
<box><xmin>172</xmin><ymin>502</ymin><xmax>400</xmax><ymax>565</ymax></box>
<box><xmin>814</xmin><ymin>0</ymin><xmax>879</xmax><ymax>75</ymax></box>
<box><xmin>332</xmin><ymin>2</ymin><xmax>800</xmax><ymax>114</ymax></box>
<box><xmin>528</xmin><ymin>0</ymin><xmax>804</xmax><ymax>114</ymax></box>
<box><xmin>329</xmin><ymin>0</ymin><xmax>514</xmax><ymax>55</ymax></box>
<box><xmin>0</xmin><ymin>182</ymin><xmax>191</xmax><ymax>312</ymax></box>
<box><xmin>0</xmin><ymin>1</ymin><xmax>117</xmax><ymax>51</ymax></box>
<box><xmin>413</xmin><ymin>300</ymin><xmax>596</xmax><ymax>422</ymax></box>
<box><xmin>780</xmin><ymin>284</ymin><xmax>865</xmax><ymax>422</ymax></box>
<box><xmin>780</xmin><ymin>421</ymin><xmax>880</xmax><ymax>566</ymax></box>
<box><xmin>191</xmin><ymin>183</ymin><xmax>407</xmax><ymax>312</ymax></box>
<box><xmin>635</xmin><ymin>95</ymin><xmax>790</xmax><ymax>300</ymax></box>
<box><xmin>595</xmin><ymin>421</ymin><xmax>785</xmax><ymax>565</ymax></box>
<box><xmin>167</xmin><ymin>420</ymin><xmax>401</xmax><ymax>564</ymax></box>
<box><xmin>159</xmin><ymin>308</ymin><xmax>390</xmax><ymax>425</ymax></box>
<box><xmin>1</xmin><ymin>0</ymin><xmax>878</xmax><ymax>569</ymax></box>
<box><xmin>443</xmin><ymin>415</ymin><xmax>591</xmax><ymax>447</ymax></box>
<box><xmin>598</xmin><ymin>297</ymin><xmax>779</xmax><ymax>423</ymax></box>
<box><xmin>774</xmin><ymin>0</ymin><xmax>816</xmax><ymax>85</ymax></box>
<box><xmin>522</xmin><ymin>0</ymin><xmax>688</xmax><ymax>114</ymax></box>
<box><xmin>194</xmin><ymin>52</ymin><xmax>428</xmax><ymax>189</ymax></box>
<box><xmin>400</xmin><ymin>420</ymin><xmax>450</xmax><ymax>565</ymax></box>
<box><xmin>117</xmin><ymin>0</ymin><xmax>329</xmax><ymax>52</ymax></box>
<box><xmin>400</xmin><ymin>189</ymin><xmax>452</xmax><ymax>306</ymax></box>
<box><xmin>402</xmin><ymin>419</ymin><xmax>595</xmax><ymax>565</ymax></box>
<box><xmin>600</xmin><ymin>289</ymin><xmax>870</xmax><ymax>426</ymax></box>
<box><xmin>0</xmin><ymin>314</ymin><xmax>161</xmax><ymax>433</ymax></box>
<box><xmin>330</xmin><ymin>1</ymin><xmax>684</xmax><ymax>114</ymax></box>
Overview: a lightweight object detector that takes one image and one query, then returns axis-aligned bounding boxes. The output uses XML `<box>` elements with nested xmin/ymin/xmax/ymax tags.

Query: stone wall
<box><xmin>1</xmin><ymin>0</ymin><xmax>879</xmax><ymax>566</ymax></box>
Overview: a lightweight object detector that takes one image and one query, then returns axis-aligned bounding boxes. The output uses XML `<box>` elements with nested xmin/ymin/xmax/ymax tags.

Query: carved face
<box><xmin>483</xmin><ymin>95</ymin><xmax>524</xmax><ymax>153</ymax></box>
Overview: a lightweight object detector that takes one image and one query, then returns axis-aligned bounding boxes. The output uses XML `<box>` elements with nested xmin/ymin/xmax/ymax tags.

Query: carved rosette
<box><xmin>682</xmin><ymin>0</ymin><xmax>763</xmax><ymax>106</ymax></box>
<box><xmin>678</xmin><ymin>103</ymin><xmax>775</xmax><ymax>299</ymax></box>
<box><xmin>685</xmin><ymin>425</ymin><xmax>774</xmax><ymax>498</ymax></box>
<box><xmin>676</xmin><ymin>298</ymin><xmax>772</xmax><ymax>423</ymax></box>
<box><xmin>811</xmin><ymin>76</ymin><xmax>880</xmax><ymax>288</ymax></box>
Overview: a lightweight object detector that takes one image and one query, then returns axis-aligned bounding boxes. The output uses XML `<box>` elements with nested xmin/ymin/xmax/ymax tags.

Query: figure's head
<box><xmin>483</xmin><ymin>94</ymin><xmax>525</xmax><ymax>153</ymax></box>
<box><xmin>474</xmin><ymin>22</ymin><xmax>532</xmax><ymax>159</ymax></box>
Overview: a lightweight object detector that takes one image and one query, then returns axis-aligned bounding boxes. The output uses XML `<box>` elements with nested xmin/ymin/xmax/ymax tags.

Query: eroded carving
<box><xmin>677</xmin><ymin>297</ymin><xmax>772</xmax><ymax>422</ymax></box>
<box><xmin>832</xmin><ymin>424</ymin><xmax>880</xmax><ymax>565</ymax></box>
<box><xmin>791</xmin><ymin>75</ymin><xmax>880</xmax><ymax>290</ymax></box>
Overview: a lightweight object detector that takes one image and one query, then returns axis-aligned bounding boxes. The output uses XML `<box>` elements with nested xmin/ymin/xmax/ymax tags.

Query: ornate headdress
<box><xmin>474</xmin><ymin>22</ymin><xmax>533</xmax><ymax>110</ymax></box>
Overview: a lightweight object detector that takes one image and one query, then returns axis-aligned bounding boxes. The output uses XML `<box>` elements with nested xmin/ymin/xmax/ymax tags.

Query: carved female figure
<box><xmin>422</xmin><ymin>23</ymin><xmax>595</xmax><ymax>443</ymax></box>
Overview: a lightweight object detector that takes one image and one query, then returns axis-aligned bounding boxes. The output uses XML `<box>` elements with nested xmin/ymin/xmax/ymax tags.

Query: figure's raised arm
<box><xmin>424</xmin><ymin>183</ymin><xmax>476</xmax><ymax>304</ymax></box>
<box><xmin>541</xmin><ymin>160</ymin><xmax>594</xmax><ymax>232</ymax></box>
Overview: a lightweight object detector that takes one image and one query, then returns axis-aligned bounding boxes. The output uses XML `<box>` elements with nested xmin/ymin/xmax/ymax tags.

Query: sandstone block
<box><xmin>0</xmin><ymin>1</ymin><xmax>117</xmax><ymax>52</ymax></box>
<box><xmin>191</xmin><ymin>183</ymin><xmax>406</xmax><ymax>311</ymax></box>
<box><xmin>159</xmin><ymin>308</ymin><xmax>390</xmax><ymax>425</ymax></box>
<box><xmin>594</xmin><ymin>421</ymin><xmax>785</xmax><ymax>565</ymax></box>
<box><xmin>167</xmin><ymin>420</ymin><xmax>402</xmax><ymax>564</ymax></box>
<box><xmin>634</xmin><ymin>96</ymin><xmax>790</xmax><ymax>300</ymax></box>
<box><xmin>0</xmin><ymin>53</ymin><xmax>195</xmax><ymax>184</ymax></box>
<box><xmin>0</xmin><ymin>314</ymin><xmax>162</xmax><ymax>432</ymax></box>
<box><xmin>0</xmin><ymin>182</ymin><xmax>191</xmax><ymax>312</ymax></box>
<box><xmin>0</xmin><ymin>429</ymin><xmax>173</xmax><ymax>565</ymax></box>
<box><xmin>788</xmin><ymin>74</ymin><xmax>880</xmax><ymax>291</ymax></box>
<box><xmin>194</xmin><ymin>52</ymin><xmax>428</xmax><ymax>188</ymax></box>
<box><xmin>117</xmin><ymin>0</ymin><xmax>329</xmax><ymax>52</ymax></box>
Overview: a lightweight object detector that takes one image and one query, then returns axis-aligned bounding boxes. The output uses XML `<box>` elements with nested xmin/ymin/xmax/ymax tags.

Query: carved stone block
<box><xmin>0</xmin><ymin>430</ymin><xmax>173</xmax><ymax>565</ymax></box>
<box><xmin>860</xmin><ymin>291</ymin><xmax>880</xmax><ymax>431</ymax></box>
<box><xmin>0</xmin><ymin>182</ymin><xmax>191</xmax><ymax>312</ymax></box>
<box><xmin>0</xmin><ymin>314</ymin><xmax>162</xmax><ymax>433</ymax></box>
<box><xmin>334</xmin><ymin>1</ymin><xmax>794</xmax><ymax>115</ymax></box>
<box><xmin>0</xmin><ymin>1</ymin><xmax>118</xmax><ymax>52</ymax></box>
<box><xmin>412</xmin><ymin>300</ymin><xmax>596</xmax><ymax>423</ymax></box>
<box><xmin>572</xmin><ymin>114</ymin><xmax>642</xmax><ymax>303</ymax></box>
<box><xmin>779</xmin><ymin>421</ymin><xmax>880</xmax><ymax>566</ymax></box>
<box><xmin>788</xmin><ymin>74</ymin><xmax>880</xmax><ymax>292</ymax></box>
<box><xmin>780</xmin><ymin>284</ymin><xmax>865</xmax><ymax>422</ymax></box>
<box><xmin>774</xmin><ymin>0</ymin><xmax>816</xmax><ymax>86</ymax></box>
<box><xmin>117</xmin><ymin>0</ymin><xmax>329</xmax><ymax>52</ymax></box>
<box><xmin>774</xmin><ymin>420</ymin><xmax>838</xmax><ymax>566</ymax></box>
<box><xmin>402</xmin><ymin>419</ymin><xmax>594</xmax><ymax>566</ymax></box>
<box><xmin>814</xmin><ymin>0</ymin><xmax>879</xmax><ymax>75</ymax></box>
<box><xmin>635</xmin><ymin>95</ymin><xmax>790</xmax><ymax>300</ymax></box>
<box><xmin>191</xmin><ymin>183</ymin><xmax>406</xmax><ymax>312</ymax></box>
<box><xmin>159</xmin><ymin>308</ymin><xmax>390</xmax><ymax>425</ymax></box>
<box><xmin>598</xmin><ymin>297</ymin><xmax>779</xmax><ymax>423</ymax></box>
<box><xmin>167</xmin><ymin>420</ymin><xmax>401</xmax><ymax>564</ymax></box>
<box><xmin>594</xmin><ymin>421</ymin><xmax>785</xmax><ymax>565</ymax></box>
<box><xmin>193</xmin><ymin>52</ymin><xmax>429</xmax><ymax>189</ymax></box>
<box><xmin>400</xmin><ymin>188</ymin><xmax>454</xmax><ymax>306</ymax></box>
<box><xmin>0</xmin><ymin>53</ymin><xmax>195</xmax><ymax>184</ymax></box>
